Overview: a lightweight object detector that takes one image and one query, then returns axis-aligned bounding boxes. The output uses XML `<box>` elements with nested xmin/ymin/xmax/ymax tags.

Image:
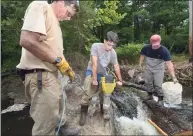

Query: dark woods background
<box><xmin>1</xmin><ymin>0</ymin><xmax>189</xmax><ymax>71</ymax></box>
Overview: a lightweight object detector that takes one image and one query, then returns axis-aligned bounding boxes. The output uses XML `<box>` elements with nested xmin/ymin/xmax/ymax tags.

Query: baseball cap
<box><xmin>150</xmin><ymin>34</ymin><xmax>161</xmax><ymax>46</ymax></box>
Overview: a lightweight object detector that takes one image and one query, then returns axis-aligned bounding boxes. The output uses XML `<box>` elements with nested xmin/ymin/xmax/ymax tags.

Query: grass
<box><xmin>171</xmin><ymin>53</ymin><xmax>189</xmax><ymax>63</ymax></box>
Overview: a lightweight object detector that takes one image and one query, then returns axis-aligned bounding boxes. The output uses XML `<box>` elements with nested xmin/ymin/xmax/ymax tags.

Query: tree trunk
<box><xmin>100</xmin><ymin>25</ymin><xmax>104</xmax><ymax>42</ymax></box>
<box><xmin>189</xmin><ymin>0</ymin><xmax>192</xmax><ymax>57</ymax></box>
<box><xmin>134</xmin><ymin>15</ymin><xmax>140</xmax><ymax>42</ymax></box>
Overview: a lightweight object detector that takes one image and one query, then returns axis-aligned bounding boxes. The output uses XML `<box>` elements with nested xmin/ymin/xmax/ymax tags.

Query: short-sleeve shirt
<box><xmin>16</xmin><ymin>1</ymin><xmax>63</xmax><ymax>71</ymax></box>
<box><xmin>140</xmin><ymin>44</ymin><xmax>171</xmax><ymax>71</ymax></box>
<box><xmin>87</xmin><ymin>43</ymin><xmax>118</xmax><ymax>75</ymax></box>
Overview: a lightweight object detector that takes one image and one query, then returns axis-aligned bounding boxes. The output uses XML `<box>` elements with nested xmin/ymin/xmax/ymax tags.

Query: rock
<box><xmin>134</xmin><ymin>73</ymin><xmax>145</xmax><ymax>85</ymax></box>
<box><xmin>1</xmin><ymin>94</ymin><xmax>14</xmax><ymax>110</ymax></box>
<box><xmin>128</xmin><ymin>69</ymin><xmax>135</xmax><ymax>78</ymax></box>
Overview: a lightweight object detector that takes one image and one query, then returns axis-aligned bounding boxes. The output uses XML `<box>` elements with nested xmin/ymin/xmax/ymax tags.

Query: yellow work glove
<box><xmin>55</xmin><ymin>57</ymin><xmax>75</xmax><ymax>81</ymax></box>
<box><xmin>66</xmin><ymin>67</ymin><xmax>75</xmax><ymax>81</ymax></box>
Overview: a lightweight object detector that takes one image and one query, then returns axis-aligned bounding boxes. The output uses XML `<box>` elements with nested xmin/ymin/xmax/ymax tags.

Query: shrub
<box><xmin>161</xmin><ymin>34</ymin><xmax>189</xmax><ymax>53</ymax></box>
<box><xmin>116</xmin><ymin>43</ymin><xmax>143</xmax><ymax>64</ymax></box>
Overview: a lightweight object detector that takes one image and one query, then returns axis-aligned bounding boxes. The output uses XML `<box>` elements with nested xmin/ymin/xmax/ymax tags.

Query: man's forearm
<box><xmin>166</xmin><ymin>61</ymin><xmax>175</xmax><ymax>77</ymax></box>
<box><xmin>139</xmin><ymin>55</ymin><xmax>144</xmax><ymax>65</ymax></box>
<box><xmin>20</xmin><ymin>31</ymin><xmax>57</xmax><ymax>64</ymax></box>
<box><xmin>22</xmin><ymin>40</ymin><xmax>57</xmax><ymax>63</ymax></box>
<box><xmin>114</xmin><ymin>64</ymin><xmax>122</xmax><ymax>81</ymax></box>
<box><xmin>92</xmin><ymin>63</ymin><xmax>97</xmax><ymax>81</ymax></box>
<box><xmin>91</xmin><ymin>56</ymin><xmax>98</xmax><ymax>81</ymax></box>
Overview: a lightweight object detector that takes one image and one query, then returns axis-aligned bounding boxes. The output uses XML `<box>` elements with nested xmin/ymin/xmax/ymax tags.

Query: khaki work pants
<box><xmin>24</xmin><ymin>71</ymin><xmax>68</xmax><ymax>135</ymax></box>
<box><xmin>81</xmin><ymin>75</ymin><xmax>99</xmax><ymax>105</ymax></box>
<box><xmin>80</xmin><ymin>75</ymin><xmax>111</xmax><ymax>108</ymax></box>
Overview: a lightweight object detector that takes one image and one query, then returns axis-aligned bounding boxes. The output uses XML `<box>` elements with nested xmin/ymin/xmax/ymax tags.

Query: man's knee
<box><xmin>81</xmin><ymin>75</ymin><xmax>98</xmax><ymax>105</ymax></box>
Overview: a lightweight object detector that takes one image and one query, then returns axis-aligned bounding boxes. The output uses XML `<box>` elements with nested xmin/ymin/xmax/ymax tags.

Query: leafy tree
<box><xmin>1</xmin><ymin>0</ymin><xmax>189</xmax><ymax>71</ymax></box>
<box><xmin>1</xmin><ymin>1</ymin><xmax>31</xmax><ymax>71</ymax></box>
<box><xmin>84</xmin><ymin>1</ymin><xmax>127</xmax><ymax>42</ymax></box>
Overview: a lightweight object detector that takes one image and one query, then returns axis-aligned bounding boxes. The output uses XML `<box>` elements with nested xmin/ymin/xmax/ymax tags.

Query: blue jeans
<box><xmin>85</xmin><ymin>70</ymin><xmax>103</xmax><ymax>82</ymax></box>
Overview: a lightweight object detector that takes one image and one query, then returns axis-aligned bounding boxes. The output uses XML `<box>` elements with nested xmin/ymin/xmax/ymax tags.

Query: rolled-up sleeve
<box><xmin>21</xmin><ymin>2</ymin><xmax>47</xmax><ymax>35</ymax></box>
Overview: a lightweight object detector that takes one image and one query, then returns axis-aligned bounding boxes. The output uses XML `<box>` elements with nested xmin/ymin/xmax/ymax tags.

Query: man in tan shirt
<box><xmin>16</xmin><ymin>0</ymin><xmax>80</xmax><ymax>135</ymax></box>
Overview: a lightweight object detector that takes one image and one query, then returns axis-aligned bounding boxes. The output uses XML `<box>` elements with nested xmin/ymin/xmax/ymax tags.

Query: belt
<box><xmin>24</xmin><ymin>69</ymin><xmax>46</xmax><ymax>74</ymax></box>
<box><xmin>24</xmin><ymin>69</ymin><xmax>45</xmax><ymax>91</ymax></box>
<box><xmin>17</xmin><ymin>68</ymin><xmax>45</xmax><ymax>92</ymax></box>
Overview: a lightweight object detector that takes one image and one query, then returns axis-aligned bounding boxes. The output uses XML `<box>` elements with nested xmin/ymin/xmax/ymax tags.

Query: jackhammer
<box><xmin>100</xmin><ymin>74</ymin><xmax>116</xmax><ymax>120</ymax></box>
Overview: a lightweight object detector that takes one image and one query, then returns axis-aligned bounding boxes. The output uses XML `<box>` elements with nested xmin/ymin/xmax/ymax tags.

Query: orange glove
<box><xmin>55</xmin><ymin>57</ymin><xmax>75</xmax><ymax>81</ymax></box>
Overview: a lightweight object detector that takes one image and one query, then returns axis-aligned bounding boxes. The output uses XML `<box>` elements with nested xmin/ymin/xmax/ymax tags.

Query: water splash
<box><xmin>114</xmin><ymin>95</ymin><xmax>159</xmax><ymax>135</ymax></box>
<box><xmin>116</xmin><ymin>116</ymin><xmax>159</xmax><ymax>135</ymax></box>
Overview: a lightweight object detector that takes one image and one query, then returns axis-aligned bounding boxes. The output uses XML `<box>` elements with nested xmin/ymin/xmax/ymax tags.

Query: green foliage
<box><xmin>116</xmin><ymin>43</ymin><xmax>143</xmax><ymax>64</ymax></box>
<box><xmin>1</xmin><ymin>1</ymin><xmax>32</xmax><ymax>72</ymax></box>
<box><xmin>162</xmin><ymin>33</ymin><xmax>189</xmax><ymax>53</ymax></box>
<box><xmin>1</xmin><ymin>0</ymin><xmax>190</xmax><ymax>71</ymax></box>
<box><xmin>84</xmin><ymin>1</ymin><xmax>127</xmax><ymax>41</ymax></box>
<box><xmin>171</xmin><ymin>53</ymin><xmax>189</xmax><ymax>62</ymax></box>
<box><xmin>86</xmin><ymin>1</ymin><xmax>127</xmax><ymax>27</ymax></box>
<box><xmin>61</xmin><ymin>1</ymin><xmax>99</xmax><ymax>54</ymax></box>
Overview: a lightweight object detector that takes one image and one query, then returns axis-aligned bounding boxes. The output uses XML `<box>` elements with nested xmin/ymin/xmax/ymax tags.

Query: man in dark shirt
<box><xmin>139</xmin><ymin>34</ymin><xmax>178</xmax><ymax>106</ymax></box>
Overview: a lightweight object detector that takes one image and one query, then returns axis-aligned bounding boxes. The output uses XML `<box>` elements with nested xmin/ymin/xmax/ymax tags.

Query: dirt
<box><xmin>1</xmin><ymin>74</ymin><xmax>114</xmax><ymax>135</ymax></box>
<box><xmin>65</xmin><ymin>86</ymin><xmax>114</xmax><ymax>135</ymax></box>
<box><xmin>1</xmin><ymin>75</ymin><xmax>27</xmax><ymax>104</ymax></box>
<box><xmin>1</xmin><ymin>60</ymin><xmax>192</xmax><ymax>135</ymax></box>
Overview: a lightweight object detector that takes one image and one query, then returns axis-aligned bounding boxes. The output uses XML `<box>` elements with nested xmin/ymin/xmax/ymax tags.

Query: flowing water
<box><xmin>114</xmin><ymin>101</ymin><xmax>159</xmax><ymax>135</ymax></box>
<box><xmin>111</xmin><ymin>90</ymin><xmax>160</xmax><ymax>135</ymax></box>
<box><xmin>1</xmin><ymin>85</ymin><xmax>192</xmax><ymax>135</ymax></box>
<box><xmin>111</xmin><ymin>85</ymin><xmax>192</xmax><ymax>135</ymax></box>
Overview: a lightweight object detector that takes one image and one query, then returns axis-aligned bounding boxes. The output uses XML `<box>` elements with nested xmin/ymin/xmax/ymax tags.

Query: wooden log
<box><xmin>148</xmin><ymin>119</ymin><xmax>168</xmax><ymax>136</ymax></box>
<box><xmin>176</xmin><ymin>130</ymin><xmax>193</xmax><ymax>136</ymax></box>
<box><xmin>123</xmin><ymin>81</ymin><xmax>148</xmax><ymax>92</ymax></box>
<box><xmin>144</xmin><ymin>100</ymin><xmax>192</xmax><ymax>134</ymax></box>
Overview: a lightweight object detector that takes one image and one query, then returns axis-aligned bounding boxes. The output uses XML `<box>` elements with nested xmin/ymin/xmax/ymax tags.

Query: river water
<box><xmin>114</xmin><ymin>95</ymin><xmax>159</xmax><ymax>135</ymax></box>
<box><xmin>1</xmin><ymin>86</ymin><xmax>192</xmax><ymax>135</ymax></box>
<box><xmin>111</xmin><ymin>86</ymin><xmax>192</xmax><ymax>135</ymax></box>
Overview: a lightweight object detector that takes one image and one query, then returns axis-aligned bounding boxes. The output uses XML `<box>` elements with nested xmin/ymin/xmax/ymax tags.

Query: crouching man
<box><xmin>139</xmin><ymin>34</ymin><xmax>178</xmax><ymax>107</ymax></box>
<box><xmin>79</xmin><ymin>31</ymin><xmax>123</xmax><ymax>126</ymax></box>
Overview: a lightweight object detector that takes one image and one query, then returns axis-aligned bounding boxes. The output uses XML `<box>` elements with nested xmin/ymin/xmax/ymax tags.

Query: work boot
<box><xmin>59</xmin><ymin>123</ymin><xmax>80</xmax><ymax>136</ymax></box>
<box><xmin>156</xmin><ymin>96</ymin><xmax>164</xmax><ymax>107</ymax></box>
<box><xmin>143</xmin><ymin>92</ymin><xmax>153</xmax><ymax>102</ymax></box>
<box><xmin>79</xmin><ymin>105</ymin><xmax>88</xmax><ymax>126</ymax></box>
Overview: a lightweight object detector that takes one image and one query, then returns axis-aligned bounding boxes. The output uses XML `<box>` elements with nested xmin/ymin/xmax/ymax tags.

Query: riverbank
<box><xmin>1</xmin><ymin>57</ymin><xmax>192</xmax><ymax>135</ymax></box>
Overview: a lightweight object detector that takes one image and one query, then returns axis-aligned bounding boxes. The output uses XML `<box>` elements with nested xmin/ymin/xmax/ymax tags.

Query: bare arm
<box><xmin>139</xmin><ymin>55</ymin><xmax>145</xmax><ymax>66</ymax></box>
<box><xmin>92</xmin><ymin>56</ymin><xmax>98</xmax><ymax>81</ymax></box>
<box><xmin>114</xmin><ymin>64</ymin><xmax>122</xmax><ymax>82</ymax></box>
<box><xmin>19</xmin><ymin>30</ymin><xmax>58</xmax><ymax>63</ymax></box>
<box><xmin>166</xmin><ymin>61</ymin><xmax>175</xmax><ymax>77</ymax></box>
